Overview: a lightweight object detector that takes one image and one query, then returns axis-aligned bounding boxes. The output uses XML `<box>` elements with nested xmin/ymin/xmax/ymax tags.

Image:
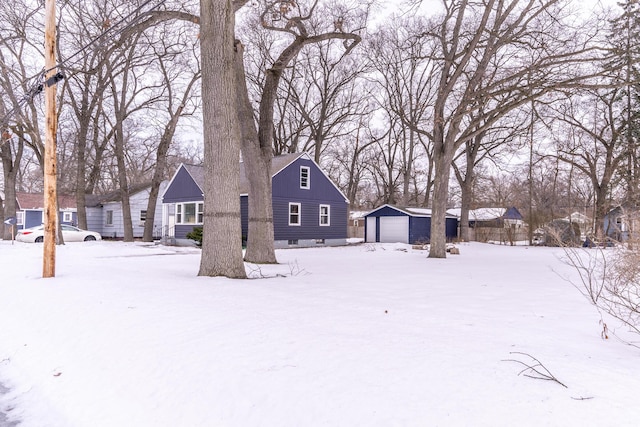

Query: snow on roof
<box><xmin>448</xmin><ymin>207</ymin><xmax>509</xmax><ymax>221</ymax></box>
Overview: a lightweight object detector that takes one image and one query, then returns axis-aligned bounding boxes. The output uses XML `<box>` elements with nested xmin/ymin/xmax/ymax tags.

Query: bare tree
<box><xmin>547</xmin><ymin>88</ymin><xmax>626</xmax><ymax>237</ymax></box>
<box><xmin>142</xmin><ymin>21</ymin><xmax>201</xmax><ymax>242</ymax></box>
<box><xmin>406</xmin><ymin>0</ymin><xmax>607</xmax><ymax>258</ymax></box>
<box><xmin>236</xmin><ymin>0</ymin><xmax>364</xmax><ymax>264</ymax></box>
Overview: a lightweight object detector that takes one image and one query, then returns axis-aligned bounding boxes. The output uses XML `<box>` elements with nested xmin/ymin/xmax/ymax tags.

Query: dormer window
<box><xmin>300</xmin><ymin>166</ymin><xmax>310</xmax><ymax>189</ymax></box>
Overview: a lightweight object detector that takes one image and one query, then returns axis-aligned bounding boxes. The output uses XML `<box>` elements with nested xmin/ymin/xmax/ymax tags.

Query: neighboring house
<box><xmin>87</xmin><ymin>182</ymin><xmax>168</xmax><ymax>239</ymax></box>
<box><xmin>448</xmin><ymin>206</ymin><xmax>526</xmax><ymax>242</ymax></box>
<box><xmin>14</xmin><ymin>192</ymin><xmax>78</xmax><ymax>230</ymax></box>
<box><xmin>161</xmin><ymin>152</ymin><xmax>349</xmax><ymax>247</ymax></box>
<box><xmin>363</xmin><ymin>205</ymin><xmax>458</xmax><ymax>244</ymax></box>
<box><xmin>9</xmin><ymin>184</ymin><xmax>167</xmax><ymax>239</ymax></box>
<box><xmin>604</xmin><ymin>205</ymin><xmax>640</xmax><ymax>242</ymax></box>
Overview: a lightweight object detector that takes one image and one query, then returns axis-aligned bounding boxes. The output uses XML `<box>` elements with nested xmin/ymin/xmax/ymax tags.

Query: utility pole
<box><xmin>43</xmin><ymin>0</ymin><xmax>58</xmax><ymax>278</ymax></box>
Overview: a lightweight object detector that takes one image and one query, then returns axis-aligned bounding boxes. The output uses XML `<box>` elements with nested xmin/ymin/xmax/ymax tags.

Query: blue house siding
<box><xmin>24</xmin><ymin>210</ymin><xmax>42</xmax><ymax>228</ymax></box>
<box><xmin>162</xmin><ymin>167</ymin><xmax>203</xmax><ymax>203</ymax></box>
<box><xmin>241</xmin><ymin>195</ymin><xmax>248</xmax><ymax>242</ymax></box>
<box><xmin>409</xmin><ymin>217</ymin><xmax>431</xmax><ymax>244</ymax></box>
<box><xmin>173</xmin><ymin>224</ymin><xmax>198</xmax><ymax>240</ymax></box>
<box><xmin>272</xmin><ymin>197</ymin><xmax>347</xmax><ymax>241</ymax></box>
<box><xmin>272</xmin><ymin>158</ymin><xmax>345</xmax><ymax>202</ymax></box>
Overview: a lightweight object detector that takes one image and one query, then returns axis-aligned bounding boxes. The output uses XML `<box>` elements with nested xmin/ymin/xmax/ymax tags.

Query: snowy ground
<box><xmin>0</xmin><ymin>240</ymin><xmax>639</xmax><ymax>426</ymax></box>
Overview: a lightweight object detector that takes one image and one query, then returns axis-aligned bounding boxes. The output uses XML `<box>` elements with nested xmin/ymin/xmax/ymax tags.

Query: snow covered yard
<box><xmin>0</xmin><ymin>240</ymin><xmax>639</xmax><ymax>427</ymax></box>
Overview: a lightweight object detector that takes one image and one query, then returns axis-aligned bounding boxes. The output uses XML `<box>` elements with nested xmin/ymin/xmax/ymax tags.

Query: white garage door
<box><xmin>366</xmin><ymin>217</ymin><xmax>377</xmax><ymax>242</ymax></box>
<box><xmin>379</xmin><ymin>216</ymin><xmax>409</xmax><ymax>243</ymax></box>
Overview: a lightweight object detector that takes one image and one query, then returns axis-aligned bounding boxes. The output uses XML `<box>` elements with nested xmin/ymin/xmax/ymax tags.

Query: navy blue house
<box><xmin>13</xmin><ymin>192</ymin><xmax>78</xmax><ymax>230</ymax></box>
<box><xmin>364</xmin><ymin>204</ymin><xmax>458</xmax><ymax>244</ymax></box>
<box><xmin>161</xmin><ymin>152</ymin><xmax>349</xmax><ymax>247</ymax></box>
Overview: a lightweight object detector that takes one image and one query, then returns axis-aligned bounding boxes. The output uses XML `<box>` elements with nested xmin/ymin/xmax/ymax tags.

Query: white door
<box><xmin>366</xmin><ymin>217</ymin><xmax>376</xmax><ymax>242</ymax></box>
<box><xmin>379</xmin><ymin>216</ymin><xmax>409</xmax><ymax>243</ymax></box>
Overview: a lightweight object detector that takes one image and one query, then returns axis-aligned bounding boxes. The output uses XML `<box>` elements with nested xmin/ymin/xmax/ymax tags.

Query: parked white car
<box><xmin>16</xmin><ymin>225</ymin><xmax>102</xmax><ymax>243</ymax></box>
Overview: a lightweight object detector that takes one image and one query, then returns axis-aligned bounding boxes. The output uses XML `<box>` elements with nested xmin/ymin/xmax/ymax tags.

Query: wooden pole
<box><xmin>43</xmin><ymin>0</ymin><xmax>58</xmax><ymax>278</ymax></box>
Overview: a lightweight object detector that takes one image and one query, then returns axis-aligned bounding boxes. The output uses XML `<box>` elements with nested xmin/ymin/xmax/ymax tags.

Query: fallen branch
<box><xmin>502</xmin><ymin>351</ymin><xmax>568</xmax><ymax>388</ymax></box>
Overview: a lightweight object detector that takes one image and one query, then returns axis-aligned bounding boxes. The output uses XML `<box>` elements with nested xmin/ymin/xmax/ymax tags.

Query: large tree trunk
<box><xmin>113</xmin><ymin>122</ymin><xmax>134</xmax><ymax>242</ymax></box>
<box><xmin>1</xmin><ymin>129</ymin><xmax>23</xmax><ymax>240</ymax></box>
<box><xmin>198</xmin><ymin>0</ymin><xmax>246</xmax><ymax>278</ymax></box>
<box><xmin>429</xmin><ymin>148</ymin><xmax>455</xmax><ymax>258</ymax></box>
<box><xmin>235</xmin><ymin>42</ymin><xmax>277</xmax><ymax>264</ymax></box>
<box><xmin>1</xmin><ymin>148</ymin><xmax>20</xmax><ymax>240</ymax></box>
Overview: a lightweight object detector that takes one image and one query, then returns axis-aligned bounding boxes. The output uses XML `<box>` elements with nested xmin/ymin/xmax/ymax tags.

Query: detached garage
<box><xmin>364</xmin><ymin>205</ymin><xmax>458</xmax><ymax>244</ymax></box>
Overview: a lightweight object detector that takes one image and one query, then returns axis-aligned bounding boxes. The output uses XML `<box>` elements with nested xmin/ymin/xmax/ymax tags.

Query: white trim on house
<box><xmin>300</xmin><ymin>166</ymin><xmax>310</xmax><ymax>189</ymax></box>
<box><xmin>175</xmin><ymin>201</ymin><xmax>204</xmax><ymax>225</ymax></box>
<box><xmin>289</xmin><ymin>202</ymin><xmax>301</xmax><ymax>226</ymax></box>
<box><xmin>319</xmin><ymin>204</ymin><xmax>330</xmax><ymax>226</ymax></box>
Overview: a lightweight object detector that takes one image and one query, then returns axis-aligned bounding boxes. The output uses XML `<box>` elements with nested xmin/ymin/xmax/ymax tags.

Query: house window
<box><xmin>62</xmin><ymin>211</ymin><xmax>73</xmax><ymax>223</ymax></box>
<box><xmin>106</xmin><ymin>210</ymin><xmax>114</xmax><ymax>226</ymax></box>
<box><xmin>197</xmin><ymin>203</ymin><xmax>204</xmax><ymax>223</ymax></box>
<box><xmin>288</xmin><ymin>239</ymin><xmax>299</xmax><ymax>245</ymax></box>
<box><xmin>16</xmin><ymin>211</ymin><xmax>24</xmax><ymax>225</ymax></box>
<box><xmin>176</xmin><ymin>202</ymin><xmax>204</xmax><ymax>225</ymax></box>
<box><xmin>300</xmin><ymin>166</ymin><xmax>310</xmax><ymax>189</ymax></box>
<box><xmin>319</xmin><ymin>204</ymin><xmax>330</xmax><ymax>226</ymax></box>
<box><xmin>289</xmin><ymin>203</ymin><xmax>301</xmax><ymax>226</ymax></box>
<box><xmin>140</xmin><ymin>210</ymin><xmax>147</xmax><ymax>222</ymax></box>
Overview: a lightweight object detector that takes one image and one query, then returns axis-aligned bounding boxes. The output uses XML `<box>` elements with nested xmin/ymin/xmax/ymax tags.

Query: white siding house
<box><xmin>99</xmin><ymin>182</ymin><xmax>168</xmax><ymax>239</ymax></box>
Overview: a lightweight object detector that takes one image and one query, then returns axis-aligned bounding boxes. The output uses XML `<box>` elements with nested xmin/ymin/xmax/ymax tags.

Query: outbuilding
<box><xmin>364</xmin><ymin>204</ymin><xmax>458</xmax><ymax>244</ymax></box>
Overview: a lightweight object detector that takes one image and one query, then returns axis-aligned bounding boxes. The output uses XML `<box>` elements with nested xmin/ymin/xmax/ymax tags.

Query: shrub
<box><xmin>186</xmin><ymin>227</ymin><xmax>203</xmax><ymax>247</ymax></box>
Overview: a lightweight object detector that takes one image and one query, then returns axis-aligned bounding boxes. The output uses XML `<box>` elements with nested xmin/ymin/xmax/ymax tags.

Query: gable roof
<box><xmin>16</xmin><ymin>192</ymin><xmax>77</xmax><ymax>210</ymax></box>
<box><xmin>98</xmin><ymin>182</ymin><xmax>169</xmax><ymax>203</ymax></box>
<box><xmin>171</xmin><ymin>152</ymin><xmax>346</xmax><ymax>201</ymax></box>
<box><xmin>366</xmin><ymin>204</ymin><xmax>458</xmax><ymax>218</ymax></box>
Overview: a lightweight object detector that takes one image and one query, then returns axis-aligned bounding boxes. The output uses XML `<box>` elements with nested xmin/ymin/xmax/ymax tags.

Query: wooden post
<box><xmin>43</xmin><ymin>0</ymin><xmax>58</xmax><ymax>278</ymax></box>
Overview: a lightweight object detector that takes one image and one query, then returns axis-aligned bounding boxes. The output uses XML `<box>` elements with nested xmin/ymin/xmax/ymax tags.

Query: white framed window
<box><xmin>106</xmin><ymin>210</ymin><xmax>114</xmax><ymax>226</ymax></box>
<box><xmin>319</xmin><ymin>204</ymin><xmax>330</xmax><ymax>226</ymax></box>
<box><xmin>62</xmin><ymin>211</ymin><xmax>73</xmax><ymax>223</ymax></box>
<box><xmin>300</xmin><ymin>166</ymin><xmax>310</xmax><ymax>189</ymax></box>
<box><xmin>289</xmin><ymin>203</ymin><xmax>301</xmax><ymax>226</ymax></box>
<box><xmin>140</xmin><ymin>210</ymin><xmax>147</xmax><ymax>222</ymax></box>
<box><xmin>197</xmin><ymin>203</ymin><xmax>204</xmax><ymax>223</ymax></box>
<box><xmin>176</xmin><ymin>202</ymin><xmax>204</xmax><ymax>225</ymax></box>
<box><xmin>16</xmin><ymin>211</ymin><xmax>24</xmax><ymax>225</ymax></box>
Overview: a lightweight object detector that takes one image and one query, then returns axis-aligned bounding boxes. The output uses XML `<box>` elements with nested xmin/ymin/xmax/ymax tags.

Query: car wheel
<box><xmin>84</xmin><ymin>235</ymin><xmax>96</xmax><ymax>242</ymax></box>
<box><xmin>35</xmin><ymin>236</ymin><xmax>44</xmax><ymax>243</ymax></box>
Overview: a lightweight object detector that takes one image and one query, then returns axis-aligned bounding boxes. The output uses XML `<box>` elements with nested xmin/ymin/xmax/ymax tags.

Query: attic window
<box><xmin>300</xmin><ymin>166</ymin><xmax>310</xmax><ymax>189</ymax></box>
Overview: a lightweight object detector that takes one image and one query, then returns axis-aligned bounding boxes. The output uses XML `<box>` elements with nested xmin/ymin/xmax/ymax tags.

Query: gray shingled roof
<box><xmin>184</xmin><ymin>153</ymin><xmax>302</xmax><ymax>194</ymax></box>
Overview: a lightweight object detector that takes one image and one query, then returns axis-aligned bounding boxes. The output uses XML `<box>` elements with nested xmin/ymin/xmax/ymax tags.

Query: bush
<box><xmin>186</xmin><ymin>227</ymin><xmax>203</xmax><ymax>247</ymax></box>
<box><xmin>562</xmin><ymin>239</ymin><xmax>640</xmax><ymax>345</ymax></box>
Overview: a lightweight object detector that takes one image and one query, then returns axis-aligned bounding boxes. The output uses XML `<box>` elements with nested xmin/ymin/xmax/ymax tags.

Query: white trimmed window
<box><xmin>176</xmin><ymin>202</ymin><xmax>204</xmax><ymax>225</ymax></box>
<box><xmin>106</xmin><ymin>210</ymin><xmax>114</xmax><ymax>226</ymax></box>
<box><xmin>319</xmin><ymin>204</ymin><xmax>330</xmax><ymax>226</ymax></box>
<box><xmin>300</xmin><ymin>166</ymin><xmax>310</xmax><ymax>189</ymax></box>
<box><xmin>16</xmin><ymin>211</ymin><xmax>24</xmax><ymax>225</ymax></box>
<box><xmin>289</xmin><ymin>203</ymin><xmax>301</xmax><ymax>226</ymax></box>
<box><xmin>62</xmin><ymin>211</ymin><xmax>73</xmax><ymax>223</ymax></box>
<box><xmin>140</xmin><ymin>210</ymin><xmax>147</xmax><ymax>222</ymax></box>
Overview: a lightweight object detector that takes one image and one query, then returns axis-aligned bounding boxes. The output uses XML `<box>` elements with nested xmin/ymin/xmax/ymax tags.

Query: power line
<box><xmin>0</xmin><ymin>0</ymin><xmax>168</xmax><ymax>136</ymax></box>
